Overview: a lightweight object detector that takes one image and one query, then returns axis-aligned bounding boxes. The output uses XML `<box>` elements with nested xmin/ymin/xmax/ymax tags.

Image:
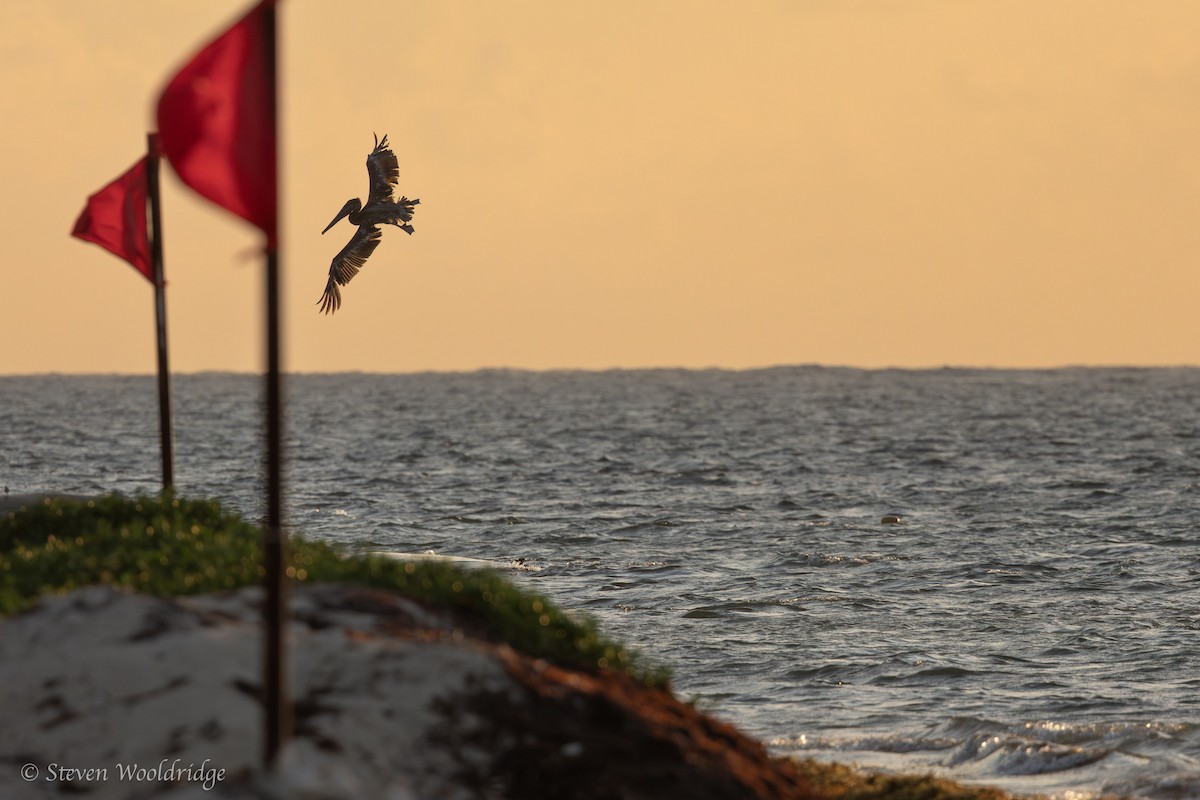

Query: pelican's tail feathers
<box><xmin>388</xmin><ymin>196</ymin><xmax>420</xmax><ymax>229</ymax></box>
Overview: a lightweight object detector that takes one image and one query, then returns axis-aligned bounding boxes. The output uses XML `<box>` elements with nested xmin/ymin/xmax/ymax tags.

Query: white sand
<box><xmin>0</xmin><ymin>584</ymin><xmax>515</xmax><ymax>799</ymax></box>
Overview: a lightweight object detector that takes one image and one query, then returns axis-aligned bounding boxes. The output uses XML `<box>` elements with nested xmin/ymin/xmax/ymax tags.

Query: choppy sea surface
<box><xmin>3</xmin><ymin>368</ymin><xmax>1198</xmax><ymax>798</ymax></box>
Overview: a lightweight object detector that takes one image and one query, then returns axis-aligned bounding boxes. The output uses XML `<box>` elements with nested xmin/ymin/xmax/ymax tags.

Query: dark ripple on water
<box><xmin>3</xmin><ymin>367</ymin><xmax>1200</xmax><ymax>798</ymax></box>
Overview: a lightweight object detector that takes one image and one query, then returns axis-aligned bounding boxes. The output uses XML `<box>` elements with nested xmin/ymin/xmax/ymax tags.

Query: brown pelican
<box><xmin>318</xmin><ymin>134</ymin><xmax>419</xmax><ymax>314</ymax></box>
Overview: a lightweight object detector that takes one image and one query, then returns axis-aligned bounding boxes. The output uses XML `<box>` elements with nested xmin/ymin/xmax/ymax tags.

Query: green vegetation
<box><xmin>0</xmin><ymin>493</ymin><xmax>665</xmax><ymax>687</ymax></box>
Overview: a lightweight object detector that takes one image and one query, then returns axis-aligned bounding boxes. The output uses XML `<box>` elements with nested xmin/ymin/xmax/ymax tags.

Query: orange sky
<box><xmin>3</xmin><ymin>1</ymin><xmax>1199</xmax><ymax>374</ymax></box>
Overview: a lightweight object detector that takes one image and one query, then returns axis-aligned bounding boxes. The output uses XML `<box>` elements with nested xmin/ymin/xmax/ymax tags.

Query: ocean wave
<box><xmin>769</xmin><ymin>733</ymin><xmax>958</xmax><ymax>754</ymax></box>
<box><xmin>774</xmin><ymin>715</ymin><xmax>1191</xmax><ymax>787</ymax></box>
<box><xmin>682</xmin><ymin>600</ymin><xmax>799</xmax><ymax>619</ymax></box>
<box><xmin>945</xmin><ymin>731</ymin><xmax>1112</xmax><ymax>776</ymax></box>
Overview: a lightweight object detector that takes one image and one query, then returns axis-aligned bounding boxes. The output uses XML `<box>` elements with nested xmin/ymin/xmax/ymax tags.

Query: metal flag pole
<box><xmin>260</xmin><ymin>0</ymin><xmax>292</xmax><ymax>767</ymax></box>
<box><xmin>145</xmin><ymin>132</ymin><xmax>175</xmax><ymax>493</ymax></box>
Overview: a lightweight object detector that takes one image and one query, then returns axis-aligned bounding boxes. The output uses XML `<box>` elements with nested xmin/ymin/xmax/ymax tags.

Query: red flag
<box><xmin>156</xmin><ymin>2</ymin><xmax>276</xmax><ymax>246</ymax></box>
<box><xmin>71</xmin><ymin>157</ymin><xmax>153</xmax><ymax>282</ymax></box>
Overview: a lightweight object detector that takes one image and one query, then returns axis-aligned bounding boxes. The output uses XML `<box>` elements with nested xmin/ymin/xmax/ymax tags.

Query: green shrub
<box><xmin>0</xmin><ymin>494</ymin><xmax>666</xmax><ymax>687</ymax></box>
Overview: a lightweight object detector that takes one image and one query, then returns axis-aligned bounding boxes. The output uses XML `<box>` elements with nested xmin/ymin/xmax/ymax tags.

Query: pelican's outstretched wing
<box><xmin>318</xmin><ymin>225</ymin><xmax>382</xmax><ymax>314</ymax></box>
<box><xmin>365</xmin><ymin>133</ymin><xmax>399</xmax><ymax>207</ymax></box>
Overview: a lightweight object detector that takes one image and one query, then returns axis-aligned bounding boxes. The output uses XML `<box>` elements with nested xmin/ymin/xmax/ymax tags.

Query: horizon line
<box><xmin>3</xmin><ymin>362</ymin><xmax>1198</xmax><ymax>379</ymax></box>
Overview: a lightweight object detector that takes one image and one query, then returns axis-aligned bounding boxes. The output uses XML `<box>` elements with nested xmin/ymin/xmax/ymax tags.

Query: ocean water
<box><xmin>2</xmin><ymin>367</ymin><xmax>1198</xmax><ymax>798</ymax></box>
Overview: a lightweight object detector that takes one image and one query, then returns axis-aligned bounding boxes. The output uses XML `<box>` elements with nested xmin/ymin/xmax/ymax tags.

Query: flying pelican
<box><xmin>318</xmin><ymin>134</ymin><xmax>420</xmax><ymax>314</ymax></box>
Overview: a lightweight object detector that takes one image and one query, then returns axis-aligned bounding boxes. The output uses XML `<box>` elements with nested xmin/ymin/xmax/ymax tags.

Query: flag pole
<box><xmin>260</xmin><ymin>0</ymin><xmax>291</xmax><ymax>767</ymax></box>
<box><xmin>145</xmin><ymin>132</ymin><xmax>175</xmax><ymax>493</ymax></box>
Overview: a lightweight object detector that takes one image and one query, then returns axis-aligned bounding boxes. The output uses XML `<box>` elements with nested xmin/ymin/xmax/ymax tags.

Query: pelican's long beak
<box><xmin>321</xmin><ymin>200</ymin><xmax>357</xmax><ymax>234</ymax></box>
